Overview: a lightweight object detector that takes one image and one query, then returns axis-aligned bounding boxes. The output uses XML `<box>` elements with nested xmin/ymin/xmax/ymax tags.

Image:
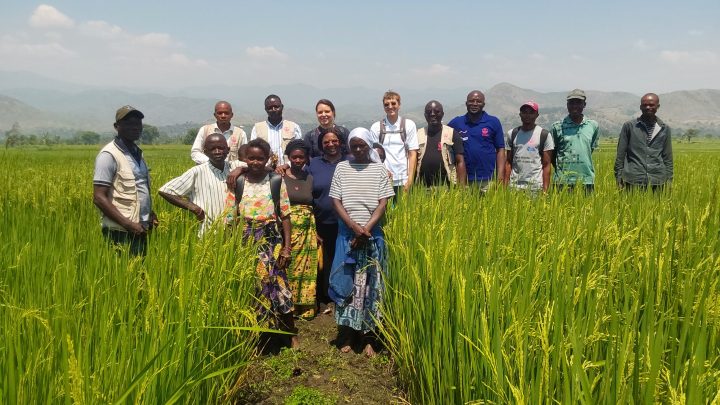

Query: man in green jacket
<box><xmin>614</xmin><ymin>93</ymin><xmax>673</xmax><ymax>192</ymax></box>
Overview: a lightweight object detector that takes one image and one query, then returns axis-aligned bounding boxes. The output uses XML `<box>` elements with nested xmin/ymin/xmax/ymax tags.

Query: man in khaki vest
<box><xmin>416</xmin><ymin>100</ymin><xmax>467</xmax><ymax>186</ymax></box>
<box><xmin>190</xmin><ymin>100</ymin><xmax>247</xmax><ymax>164</ymax></box>
<box><xmin>250</xmin><ymin>94</ymin><xmax>302</xmax><ymax>169</ymax></box>
<box><xmin>93</xmin><ymin>105</ymin><xmax>157</xmax><ymax>256</ymax></box>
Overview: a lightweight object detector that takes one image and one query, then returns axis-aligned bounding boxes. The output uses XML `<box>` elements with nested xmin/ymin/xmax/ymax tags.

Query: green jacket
<box><xmin>614</xmin><ymin>117</ymin><xmax>673</xmax><ymax>186</ymax></box>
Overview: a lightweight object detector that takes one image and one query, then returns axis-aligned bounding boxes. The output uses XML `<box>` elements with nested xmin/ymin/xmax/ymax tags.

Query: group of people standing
<box><xmin>93</xmin><ymin>88</ymin><xmax>673</xmax><ymax>355</ymax></box>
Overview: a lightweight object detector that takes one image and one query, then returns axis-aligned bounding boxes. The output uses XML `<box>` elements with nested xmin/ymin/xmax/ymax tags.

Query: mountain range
<box><xmin>1</xmin><ymin>70</ymin><xmax>719</xmax><ymax>137</ymax></box>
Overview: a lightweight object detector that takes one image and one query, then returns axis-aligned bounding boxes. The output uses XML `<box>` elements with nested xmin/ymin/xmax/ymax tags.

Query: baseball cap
<box><xmin>521</xmin><ymin>101</ymin><xmax>539</xmax><ymax>112</ymax></box>
<box><xmin>115</xmin><ymin>105</ymin><xmax>144</xmax><ymax>122</ymax></box>
<box><xmin>567</xmin><ymin>89</ymin><xmax>586</xmax><ymax>101</ymax></box>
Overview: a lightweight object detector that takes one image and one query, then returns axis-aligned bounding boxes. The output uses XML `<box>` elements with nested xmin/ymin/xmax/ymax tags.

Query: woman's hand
<box><xmin>277</xmin><ymin>246</ymin><xmax>292</xmax><ymax>269</ymax></box>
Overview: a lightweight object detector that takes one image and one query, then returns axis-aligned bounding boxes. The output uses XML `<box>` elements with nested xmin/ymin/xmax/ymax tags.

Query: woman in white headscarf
<box><xmin>327</xmin><ymin>127</ymin><xmax>395</xmax><ymax>357</ymax></box>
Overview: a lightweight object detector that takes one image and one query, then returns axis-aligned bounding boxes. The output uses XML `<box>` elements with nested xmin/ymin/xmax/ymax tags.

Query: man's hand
<box><xmin>226</xmin><ymin>166</ymin><xmax>248</xmax><ymax>189</ymax></box>
<box><xmin>190</xmin><ymin>205</ymin><xmax>205</xmax><ymax>221</ymax></box>
<box><xmin>125</xmin><ymin>221</ymin><xmax>146</xmax><ymax>236</ymax></box>
<box><xmin>274</xmin><ymin>163</ymin><xmax>289</xmax><ymax>175</ymax></box>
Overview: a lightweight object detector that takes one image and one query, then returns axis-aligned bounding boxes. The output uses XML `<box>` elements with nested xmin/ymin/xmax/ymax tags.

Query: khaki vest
<box><xmin>253</xmin><ymin>120</ymin><xmax>298</xmax><ymax>160</ymax></box>
<box><xmin>98</xmin><ymin>141</ymin><xmax>140</xmax><ymax>231</ymax></box>
<box><xmin>202</xmin><ymin>124</ymin><xmax>246</xmax><ymax>161</ymax></box>
<box><xmin>416</xmin><ymin>125</ymin><xmax>457</xmax><ymax>184</ymax></box>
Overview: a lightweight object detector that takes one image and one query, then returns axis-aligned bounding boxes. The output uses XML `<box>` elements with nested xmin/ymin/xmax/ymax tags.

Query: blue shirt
<box><xmin>306</xmin><ymin>155</ymin><xmax>346</xmax><ymax>225</ymax></box>
<box><xmin>447</xmin><ymin>112</ymin><xmax>504</xmax><ymax>182</ymax></box>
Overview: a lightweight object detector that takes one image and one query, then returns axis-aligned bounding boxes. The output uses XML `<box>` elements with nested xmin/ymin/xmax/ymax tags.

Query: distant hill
<box><xmin>1</xmin><ymin>70</ymin><xmax>719</xmax><ymax>137</ymax></box>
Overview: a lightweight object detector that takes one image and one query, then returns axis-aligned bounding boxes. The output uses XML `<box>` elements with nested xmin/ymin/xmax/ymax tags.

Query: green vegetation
<box><xmin>284</xmin><ymin>386</ymin><xmax>337</xmax><ymax>405</ymax></box>
<box><xmin>381</xmin><ymin>147</ymin><xmax>720</xmax><ymax>403</ymax></box>
<box><xmin>1</xmin><ymin>142</ymin><xmax>718</xmax><ymax>403</ymax></box>
<box><xmin>0</xmin><ymin>146</ymin><xmax>262</xmax><ymax>403</ymax></box>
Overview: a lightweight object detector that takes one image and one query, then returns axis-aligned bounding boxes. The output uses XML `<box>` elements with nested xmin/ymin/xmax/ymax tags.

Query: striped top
<box><xmin>329</xmin><ymin>161</ymin><xmax>394</xmax><ymax>226</ymax></box>
<box><xmin>159</xmin><ymin>160</ymin><xmax>243</xmax><ymax>235</ymax></box>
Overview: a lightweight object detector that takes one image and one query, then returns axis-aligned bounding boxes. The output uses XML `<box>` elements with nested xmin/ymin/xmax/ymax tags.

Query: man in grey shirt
<box><xmin>93</xmin><ymin>105</ymin><xmax>157</xmax><ymax>256</ymax></box>
<box><xmin>614</xmin><ymin>93</ymin><xmax>673</xmax><ymax>192</ymax></box>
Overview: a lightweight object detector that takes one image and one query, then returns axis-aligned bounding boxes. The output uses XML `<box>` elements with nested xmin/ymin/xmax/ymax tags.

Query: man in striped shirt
<box><xmin>159</xmin><ymin>134</ymin><xmax>245</xmax><ymax>236</ymax></box>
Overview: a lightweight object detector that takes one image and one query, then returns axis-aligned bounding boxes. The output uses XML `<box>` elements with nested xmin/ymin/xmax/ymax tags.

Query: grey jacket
<box><xmin>614</xmin><ymin>117</ymin><xmax>673</xmax><ymax>185</ymax></box>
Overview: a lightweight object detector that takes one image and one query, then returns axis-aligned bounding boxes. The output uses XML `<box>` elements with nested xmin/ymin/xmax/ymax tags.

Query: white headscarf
<box><xmin>348</xmin><ymin>127</ymin><xmax>381</xmax><ymax>163</ymax></box>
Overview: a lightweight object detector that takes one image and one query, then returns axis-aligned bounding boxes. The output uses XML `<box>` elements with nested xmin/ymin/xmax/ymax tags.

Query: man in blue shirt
<box><xmin>447</xmin><ymin>90</ymin><xmax>505</xmax><ymax>190</ymax></box>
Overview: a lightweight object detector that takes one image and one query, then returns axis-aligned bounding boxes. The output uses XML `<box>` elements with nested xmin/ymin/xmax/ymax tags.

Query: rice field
<box><xmin>382</xmin><ymin>142</ymin><xmax>720</xmax><ymax>403</ymax></box>
<box><xmin>1</xmin><ymin>141</ymin><xmax>719</xmax><ymax>403</ymax></box>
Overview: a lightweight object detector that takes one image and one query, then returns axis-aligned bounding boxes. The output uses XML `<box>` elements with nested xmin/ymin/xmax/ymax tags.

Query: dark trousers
<box><xmin>316</xmin><ymin>222</ymin><xmax>338</xmax><ymax>304</ymax></box>
<box><xmin>622</xmin><ymin>183</ymin><xmax>666</xmax><ymax>193</ymax></box>
<box><xmin>557</xmin><ymin>184</ymin><xmax>595</xmax><ymax>195</ymax></box>
<box><xmin>102</xmin><ymin>228</ymin><xmax>147</xmax><ymax>257</ymax></box>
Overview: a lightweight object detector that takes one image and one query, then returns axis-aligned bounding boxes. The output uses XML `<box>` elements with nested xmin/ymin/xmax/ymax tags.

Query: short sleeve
<box><xmin>159</xmin><ymin>167</ymin><xmax>196</xmax><ymax>197</ymax></box>
<box><xmin>504</xmin><ymin>129</ymin><xmax>513</xmax><ymax>151</ymax></box>
<box><xmin>544</xmin><ymin>130</ymin><xmax>555</xmax><ymax>151</ymax></box>
<box><xmin>493</xmin><ymin>119</ymin><xmax>505</xmax><ymax>148</ymax></box>
<box><xmin>591</xmin><ymin>122</ymin><xmax>600</xmax><ymax>151</ymax></box>
<box><xmin>93</xmin><ymin>151</ymin><xmax>117</xmax><ymax>186</ymax></box>
<box><xmin>278</xmin><ymin>180</ymin><xmax>291</xmax><ymax>218</ymax></box>
<box><xmin>328</xmin><ymin>163</ymin><xmax>344</xmax><ymax>200</ymax></box>
<box><xmin>452</xmin><ymin>130</ymin><xmax>464</xmax><ymax>155</ymax></box>
<box><xmin>376</xmin><ymin>164</ymin><xmax>395</xmax><ymax>199</ymax></box>
<box><xmin>405</xmin><ymin>119</ymin><xmax>419</xmax><ymax>150</ymax></box>
<box><xmin>368</xmin><ymin>122</ymin><xmax>381</xmax><ymax>143</ymax></box>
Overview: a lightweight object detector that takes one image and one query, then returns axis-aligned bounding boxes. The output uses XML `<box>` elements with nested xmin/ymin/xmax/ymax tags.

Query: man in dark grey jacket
<box><xmin>614</xmin><ymin>93</ymin><xmax>673</xmax><ymax>191</ymax></box>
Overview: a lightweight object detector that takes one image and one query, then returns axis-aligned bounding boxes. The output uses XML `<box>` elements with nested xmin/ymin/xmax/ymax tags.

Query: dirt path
<box><xmin>231</xmin><ymin>308</ymin><xmax>407</xmax><ymax>404</ymax></box>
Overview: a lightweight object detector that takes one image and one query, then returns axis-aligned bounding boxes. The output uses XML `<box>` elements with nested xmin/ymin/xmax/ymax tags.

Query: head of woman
<box><xmin>315</xmin><ymin>99</ymin><xmax>336</xmax><ymax>129</ymax></box>
<box><xmin>284</xmin><ymin>139</ymin><xmax>310</xmax><ymax>171</ymax></box>
<box><xmin>245</xmin><ymin>138</ymin><xmax>271</xmax><ymax>174</ymax></box>
<box><xmin>347</xmin><ymin>127</ymin><xmax>379</xmax><ymax>164</ymax></box>
<box><xmin>319</xmin><ymin>130</ymin><xmax>341</xmax><ymax>158</ymax></box>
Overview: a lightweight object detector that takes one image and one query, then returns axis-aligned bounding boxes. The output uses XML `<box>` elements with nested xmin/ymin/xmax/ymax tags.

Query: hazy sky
<box><xmin>1</xmin><ymin>1</ymin><xmax>718</xmax><ymax>93</ymax></box>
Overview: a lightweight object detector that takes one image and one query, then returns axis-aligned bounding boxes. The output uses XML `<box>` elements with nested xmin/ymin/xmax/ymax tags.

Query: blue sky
<box><xmin>1</xmin><ymin>1</ymin><xmax>718</xmax><ymax>93</ymax></box>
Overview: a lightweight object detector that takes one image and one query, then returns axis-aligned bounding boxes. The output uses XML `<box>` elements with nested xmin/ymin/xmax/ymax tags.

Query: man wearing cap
<box><xmin>93</xmin><ymin>106</ymin><xmax>157</xmax><ymax>256</ymax></box>
<box><xmin>550</xmin><ymin>89</ymin><xmax>600</xmax><ymax>193</ymax></box>
<box><xmin>503</xmin><ymin>101</ymin><xmax>555</xmax><ymax>193</ymax></box>
<box><xmin>614</xmin><ymin>93</ymin><xmax>673</xmax><ymax>192</ymax></box>
<box><xmin>447</xmin><ymin>90</ymin><xmax>505</xmax><ymax>190</ymax></box>
<box><xmin>190</xmin><ymin>100</ymin><xmax>247</xmax><ymax>164</ymax></box>
<box><xmin>250</xmin><ymin>94</ymin><xmax>302</xmax><ymax>169</ymax></box>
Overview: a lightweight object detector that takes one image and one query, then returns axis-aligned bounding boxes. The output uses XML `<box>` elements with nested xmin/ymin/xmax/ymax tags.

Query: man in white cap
<box><xmin>93</xmin><ymin>105</ymin><xmax>157</xmax><ymax>256</ymax></box>
<box><xmin>550</xmin><ymin>89</ymin><xmax>600</xmax><ymax>194</ymax></box>
<box><xmin>503</xmin><ymin>101</ymin><xmax>555</xmax><ymax>193</ymax></box>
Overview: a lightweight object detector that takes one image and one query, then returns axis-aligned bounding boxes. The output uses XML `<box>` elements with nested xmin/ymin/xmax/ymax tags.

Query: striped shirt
<box><xmin>159</xmin><ymin>160</ymin><xmax>244</xmax><ymax>235</ymax></box>
<box><xmin>329</xmin><ymin>161</ymin><xmax>395</xmax><ymax>227</ymax></box>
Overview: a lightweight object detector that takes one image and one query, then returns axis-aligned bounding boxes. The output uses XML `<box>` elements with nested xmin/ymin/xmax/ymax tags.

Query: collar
<box><xmin>206</xmin><ymin>160</ymin><xmax>228</xmax><ymax>174</ymax></box>
<box><xmin>267</xmin><ymin>120</ymin><xmax>284</xmax><ymax>130</ymax></box>
<box><xmin>114</xmin><ymin>136</ymin><xmax>142</xmax><ymax>154</ymax></box>
<box><xmin>383</xmin><ymin>115</ymin><xmax>402</xmax><ymax>127</ymax></box>
<box><xmin>562</xmin><ymin>115</ymin><xmax>588</xmax><ymax>126</ymax></box>
<box><xmin>212</xmin><ymin>123</ymin><xmax>237</xmax><ymax>134</ymax></box>
<box><xmin>636</xmin><ymin>116</ymin><xmax>664</xmax><ymax>127</ymax></box>
<box><xmin>464</xmin><ymin>112</ymin><xmax>487</xmax><ymax>124</ymax></box>
<box><xmin>320</xmin><ymin>154</ymin><xmax>346</xmax><ymax>164</ymax></box>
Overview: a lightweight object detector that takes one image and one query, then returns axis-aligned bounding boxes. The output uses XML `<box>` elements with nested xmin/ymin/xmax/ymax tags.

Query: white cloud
<box><xmin>660</xmin><ymin>50</ymin><xmax>719</xmax><ymax>65</ymax></box>
<box><xmin>135</xmin><ymin>33</ymin><xmax>174</xmax><ymax>48</ymax></box>
<box><xmin>0</xmin><ymin>35</ymin><xmax>74</xmax><ymax>58</ymax></box>
<box><xmin>80</xmin><ymin>20</ymin><xmax>123</xmax><ymax>38</ymax></box>
<box><xmin>688</xmin><ymin>29</ymin><xmax>703</xmax><ymax>36</ymax></box>
<box><xmin>29</xmin><ymin>5</ymin><xmax>74</xmax><ymax>29</ymax></box>
<box><xmin>633</xmin><ymin>39</ymin><xmax>648</xmax><ymax>50</ymax></box>
<box><xmin>245</xmin><ymin>46</ymin><xmax>288</xmax><ymax>61</ymax></box>
<box><xmin>411</xmin><ymin>64</ymin><xmax>451</xmax><ymax>76</ymax></box>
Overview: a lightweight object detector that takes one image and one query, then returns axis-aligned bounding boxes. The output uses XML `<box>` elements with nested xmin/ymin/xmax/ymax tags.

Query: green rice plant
<box><xmin>380</xmin><ymin>146</ymin><xmax>720</xmax><ymax>403</ymax></box>
<box><xmin>0</xmin><ymin>146</ymin><xmax>263</xmax><ymax>403</ymax></box>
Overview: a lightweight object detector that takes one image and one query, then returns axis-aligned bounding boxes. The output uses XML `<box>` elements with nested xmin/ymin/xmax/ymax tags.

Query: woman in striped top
<box><xmin>328</xmin><ymin>127</ymin><xmax>395</xmax><ymax>357</ymax></box>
